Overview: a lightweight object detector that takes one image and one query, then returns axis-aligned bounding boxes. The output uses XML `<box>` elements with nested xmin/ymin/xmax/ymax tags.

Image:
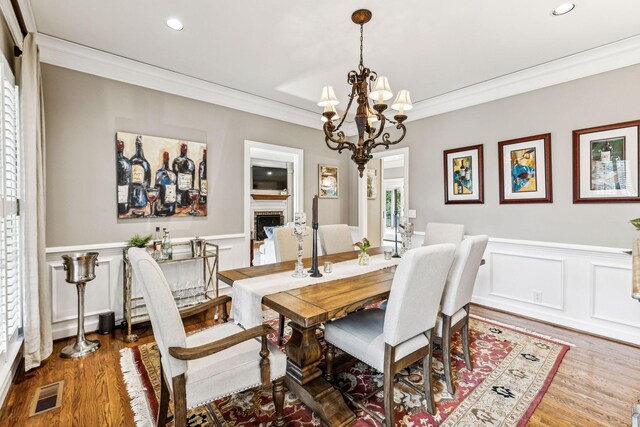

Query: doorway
<box><xmin>358</xmin><ymin>148</ymin><xmax>409</xmax><ymax>247</ymax></box>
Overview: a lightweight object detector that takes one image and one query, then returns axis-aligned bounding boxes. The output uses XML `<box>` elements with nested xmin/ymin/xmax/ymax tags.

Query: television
<box><xmin>252</xmin><ymin>165</ymin><xmax>288</xmax><ymax>191</ymax></box>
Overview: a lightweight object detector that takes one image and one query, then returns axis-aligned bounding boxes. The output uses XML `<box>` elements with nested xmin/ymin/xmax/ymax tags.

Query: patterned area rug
<box><xmin>120</xmin><ymin>310</ymin><xmax>568</xmax><ymax>426</ymax></box>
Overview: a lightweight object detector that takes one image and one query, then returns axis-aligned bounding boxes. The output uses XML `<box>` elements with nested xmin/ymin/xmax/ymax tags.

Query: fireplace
<box><xmin>254</xmin><ymin>211</ymin><xmax>285</xmax><ymax>241</ymax></box>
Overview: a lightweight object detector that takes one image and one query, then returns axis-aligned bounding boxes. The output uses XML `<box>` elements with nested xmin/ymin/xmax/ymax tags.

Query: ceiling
<box><xmin>28</xmin><ymin>1</ymin><xmax>640</xmax><ymax>116</ymax></box>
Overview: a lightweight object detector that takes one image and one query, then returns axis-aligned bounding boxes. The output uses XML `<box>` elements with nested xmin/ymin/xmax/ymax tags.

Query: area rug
<box><xmin>120</xmin><ymin>310</ymin><xmax>569</xmax><ymax>426</ymax></box>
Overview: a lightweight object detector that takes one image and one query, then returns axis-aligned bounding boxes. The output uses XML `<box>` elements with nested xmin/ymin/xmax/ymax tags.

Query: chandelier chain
<box><xmin>359</xmin><ymin>24</ymin><xmax>364</xmax><ymax>71</ymax></box>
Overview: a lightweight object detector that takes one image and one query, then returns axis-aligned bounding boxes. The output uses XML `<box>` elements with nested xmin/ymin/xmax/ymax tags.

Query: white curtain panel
<box><xmin>22</xmin><ymin>33</ymin><xmax>52</xmax><ymax>370</ymax></box>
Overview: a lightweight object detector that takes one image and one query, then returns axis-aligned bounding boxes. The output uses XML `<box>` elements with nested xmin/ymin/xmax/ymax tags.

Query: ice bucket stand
<box><xmin>60</xmin><ymin>252</ymin><xmax>101</xmax><ymax>358</ymax></box>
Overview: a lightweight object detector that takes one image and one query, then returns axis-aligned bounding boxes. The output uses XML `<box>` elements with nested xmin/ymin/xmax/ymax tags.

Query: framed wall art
<box><xmin>318</xmin><ymin>164</ymin><xmax>339</xmax><ymax>198</ymax></box>
<box><xmin>443</xmin><ymin>144</ymin><xmax>484</xmax><ymax>204</ymax></box>
<box><xmin>366</xmin><ymin>168</ymin><xmax>377</xmax><ymax>199</ymax></box>
<box><xmin>116</xmin><ymin>132</ymin><xmax>208</xmax><ymax>219</ymax></box>
<box><xmin>498</xmin><ymin>133</ymin><xmax>552</xmax><ymax>204</ymax></box>
<box><xmin>573</xmin><ymin>120</ymin><xmax>640</xmax><ymax>203</ymax></box>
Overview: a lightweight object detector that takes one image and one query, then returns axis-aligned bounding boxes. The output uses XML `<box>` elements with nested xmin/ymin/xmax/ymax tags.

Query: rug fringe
<box><xmin>119</xmin><ymin>348</ymin><xmax>155</xmax><ymax>427</ymax></box>
<box><xmin>470</xmin><ymin>314</ymin><xmax>576</xmax><ymax>347</ymax></box>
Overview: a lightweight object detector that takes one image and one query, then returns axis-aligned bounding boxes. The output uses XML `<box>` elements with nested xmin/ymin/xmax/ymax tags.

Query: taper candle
<box><xmin>312</xmin><ymin>195</ymin><xmax>319</xmax><ymax>225</ymax></box>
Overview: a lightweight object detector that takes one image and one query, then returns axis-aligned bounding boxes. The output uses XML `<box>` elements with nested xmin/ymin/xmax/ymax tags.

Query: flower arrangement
<box><xmin>354</xmin><ymin>237</ymin><xmax>370</xmax><ymax>265</ymax></box>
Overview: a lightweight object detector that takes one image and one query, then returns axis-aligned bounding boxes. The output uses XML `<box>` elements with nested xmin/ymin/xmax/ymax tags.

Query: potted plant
<box><xmin>127</xmin><ymin>233</ymin><xmax>152</xmax><ymax>248</ymax></box>
<box><xmin>354</xmin><ymin>237</ymin><xmax>371</xmax><ymax>266</ymax></box>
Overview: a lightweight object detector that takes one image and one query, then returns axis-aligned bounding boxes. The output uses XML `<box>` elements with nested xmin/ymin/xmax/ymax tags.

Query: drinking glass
<box><xmin>187</xmin><ymin>188</ymin><xmax>200</xmax><ymax>215</ymax></box>
<box><xmin>146</xmin><ymin>187</ymin><xmax>159</xmax><ymax>217</ymax></box>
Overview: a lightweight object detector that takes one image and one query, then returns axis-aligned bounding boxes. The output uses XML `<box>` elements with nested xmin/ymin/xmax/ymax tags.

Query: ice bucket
<box><xmin>61</xmin><ymin>252</ymin><xmax>99</xmax><ymax>284</ymax></box>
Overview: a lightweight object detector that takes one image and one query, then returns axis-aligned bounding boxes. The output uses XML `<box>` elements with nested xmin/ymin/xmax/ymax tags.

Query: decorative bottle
<box><xmin>162</xmin><ymin>228</ymin><xmax>173</xmax><ymax>260</ymax></box>
<box><xmin>198</xmin><ymin>149</ymin><xmax>207</xmax><ymax>205</ymax></box>
<box><xmin>172</xmin><ymin>143</ymin><xmax>195</xmax><ymax>208</ymax></box>
<box><xmin>155</xmin><ymin>151</ymin><xmax>177</xmax><ymax>216</ymax></box>
<box><xmin>116</xmin><ymin>140</ymin><xmax>131</xmax><ymax>215</ymax></box>
<box><xmin>153</xmin><ymin>226</ymin><xmax>162</xmax><ymax>259</ymax></box>
<box><xmin>600</xmin><ymin>141</ymin><xmax>613</xmax><ymax>163</ymax></box>
<box><xmin>129</xmin><ymin>136</ymin><xmax>151</xmax><ymax>208</ymax></box>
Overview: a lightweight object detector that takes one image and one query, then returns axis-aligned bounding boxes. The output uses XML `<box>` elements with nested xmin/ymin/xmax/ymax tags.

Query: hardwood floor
<box><xmin>1</xmin><ymin>305</ymin><xmax>639</xmax><ymax>426</ymax></box>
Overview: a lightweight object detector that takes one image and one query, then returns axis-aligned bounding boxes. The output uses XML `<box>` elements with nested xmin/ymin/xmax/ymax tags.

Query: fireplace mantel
<box><xmin>251</xmin><ymin>194</ymin><xmax>290</xmax><ymax>201</ymax></box>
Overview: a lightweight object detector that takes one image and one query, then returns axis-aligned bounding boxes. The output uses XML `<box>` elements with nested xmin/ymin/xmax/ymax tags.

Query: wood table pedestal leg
<box><xmin>285</xmin><ymin>321</ymin><xmax>356</xmax><ymax>427</ymax></box>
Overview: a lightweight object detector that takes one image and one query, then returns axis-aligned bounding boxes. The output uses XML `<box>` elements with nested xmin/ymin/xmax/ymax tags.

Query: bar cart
<box><xmin>122</xmin><ymin>240</ymin><xmax>223</xmax><ymax>342</ymax></box>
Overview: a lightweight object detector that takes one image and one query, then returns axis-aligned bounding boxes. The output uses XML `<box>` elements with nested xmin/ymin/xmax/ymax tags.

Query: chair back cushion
<box><xmin>128</xmin><ymin>248</ymin><xmax>187</xmax><ymax>381</ymax></box>
<box><xmin>423</xmin><ymin>222</ymin><xmax>465</xmax><ymax>246</ymax></box>
<box><xmin>273</xmin><ymin>226</ymin><xmax>313</xmax><ymax>262</ymax></box>
<box><xmin>384</xmin><ymin>244</ymin><xmax>455</xmax><ymax>346</ymax></box>
<box><xmin>318</xmin><ymin>224</ymin><xmax>354</xmax><ymax>255</ymax></box>
<box><xmin>441</xmin><ymin>235</ymin><xmax>489</xmax><ymax>316</ymax></box>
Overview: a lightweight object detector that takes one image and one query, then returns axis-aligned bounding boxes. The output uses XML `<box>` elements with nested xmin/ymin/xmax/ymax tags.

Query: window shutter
<box><xmin>0</xmin><ymin>56</ymin><xmax>20</xmax><ymax>360</ymax></box>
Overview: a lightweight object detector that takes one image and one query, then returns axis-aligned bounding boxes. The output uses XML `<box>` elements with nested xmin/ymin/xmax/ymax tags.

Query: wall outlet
<box><xmin>533</xmin><ymin>290</ymin><xmax>543</xmax><ymax>303</ymax></box>
<box><xmin>407</xmin><ymin>209</ymin><xmax>417</xmax><ymax>219</ymax></box>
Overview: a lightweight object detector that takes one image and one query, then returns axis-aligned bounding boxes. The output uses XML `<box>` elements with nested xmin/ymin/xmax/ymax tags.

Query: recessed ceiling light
<box><xmin>552</xmin><ymin>3</ymin><xmax>575</xmax><ymax>16</ymax></box>
<box><xmin>166</xmin><ymin>18</ymin><xmax>184</xmax><ymax>31</ymax></box>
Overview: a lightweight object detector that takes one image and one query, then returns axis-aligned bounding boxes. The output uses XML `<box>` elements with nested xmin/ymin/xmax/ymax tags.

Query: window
<box><xmin>0</xmin><ymin>54</ymin><xmax>21</xmax><ymax>370</ymax></box>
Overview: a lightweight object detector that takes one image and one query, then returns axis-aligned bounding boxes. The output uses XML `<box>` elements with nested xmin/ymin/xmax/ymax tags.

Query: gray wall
<box><xmin>401</xmin><ymin>64</ymin><xmax>640</xmax><ymax>248</ymax></box>
<box><xmin>42</xmin><ymin>65</ymin><xmax>351</xmax><ymax>247</ymax></box>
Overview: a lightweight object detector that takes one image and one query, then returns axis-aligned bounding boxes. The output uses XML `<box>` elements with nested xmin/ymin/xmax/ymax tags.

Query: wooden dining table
<box><xmin>217</xmin><ymin>247</ymin><xmax>395</xmax><ymax>427</ymax></box>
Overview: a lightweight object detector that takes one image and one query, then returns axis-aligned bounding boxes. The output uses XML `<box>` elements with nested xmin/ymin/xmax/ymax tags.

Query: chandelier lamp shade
<box><xmin>319</xmin><ymin>9</ymin><xmax>412</xmax><ymax>177</ymax></box>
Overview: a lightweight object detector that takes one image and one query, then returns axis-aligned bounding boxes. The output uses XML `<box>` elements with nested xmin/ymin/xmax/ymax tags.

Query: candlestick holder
<box><xmin>399</xmin><ymin>217</ymin><xmax>414</xmax><ymax>256</ymax></box>
<box><xmin>292</xmin><ymin>227</ymin><xmax>308</xmax><ymax>278</ymax></box>
<box><xmin>308</xmin><ymin>223</ymin><xmax>322</xmax><ymax>277</ymax></box>
<box><xmin>392</xmin><ymin>210</ymin><xmax>401</xmax><ymax>258</ymax></box>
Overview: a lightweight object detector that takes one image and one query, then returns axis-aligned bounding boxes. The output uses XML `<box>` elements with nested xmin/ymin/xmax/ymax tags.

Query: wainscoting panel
<box><xmin>47</xmin><ymin>234</ymin><xmax>246</xmax><ymax>340</ymax></box>
<box><xmin>591</xmin><ymin>263</ymin><xmax>639</xmax><ymax>328</ymax></box>
<box><xmin>471</xmin><ymin>238</ymin><xmax>637</xmax><ymax>345</ymax></box>
<box><xmin>489</xmin><ymin>252</ymin><xmax>565</xmax><ymax>310</ymax></box>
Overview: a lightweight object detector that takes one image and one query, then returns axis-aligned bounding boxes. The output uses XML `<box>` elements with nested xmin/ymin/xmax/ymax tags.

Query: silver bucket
<box><xmin>61</xmin><ymin>252</ymin><xmax>99</xmax><ymax>284</ymax></box>
<box><xmin>190</xmin><ymin>238</ymin><xmax>205</xmax><ymax>257</ymax></box>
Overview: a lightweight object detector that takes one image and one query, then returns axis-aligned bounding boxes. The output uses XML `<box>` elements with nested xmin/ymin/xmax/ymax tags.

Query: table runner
<box><xmin>231</xmin><ymin>254</ymin><xmax>400</xmax><ymax>328</ymax></box>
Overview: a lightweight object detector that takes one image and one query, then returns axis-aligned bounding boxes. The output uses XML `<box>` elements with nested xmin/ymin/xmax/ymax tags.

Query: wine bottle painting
<box><xmin>115</xmin><ymin>132</ymin><xmax>208</xmax><ymax>219</ymax></box>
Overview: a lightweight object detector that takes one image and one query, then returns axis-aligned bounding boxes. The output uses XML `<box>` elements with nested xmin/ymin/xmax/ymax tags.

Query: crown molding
<box><xmin>17</xmin><ymin>0</ymin><xmax>37</xmax><ymax>33</ymax></box>
<box><xmin>0</xmin><ymin>0</ymin><xmax>23</xmax><ymax>50</ymax></box>
<box><xmin>408</xmin><ymin>34</ymin><xmax>640</xmax><ymax>121</ymax></box>
<box><xmin>35</xmin><ymin>32</ymin><xmax>640</xmax><ymax>131</ymax></box>
<box><xmin>35</xmin><ymin>33</ymin><xmax>323</xmax><ymax>131</ymax></box>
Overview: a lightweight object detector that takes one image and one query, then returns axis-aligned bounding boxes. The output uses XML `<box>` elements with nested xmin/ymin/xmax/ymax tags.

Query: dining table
<box><xmin>217</xmin><ymin>247</ymin><xmax>396</xmax><ymax>427</ymax></box>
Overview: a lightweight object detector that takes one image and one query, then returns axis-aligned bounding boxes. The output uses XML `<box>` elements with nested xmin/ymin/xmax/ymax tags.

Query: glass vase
<box><xmin>358</xmin><ymin>251</ymin><xmax>369</xmax><ymax>266</ymax></box>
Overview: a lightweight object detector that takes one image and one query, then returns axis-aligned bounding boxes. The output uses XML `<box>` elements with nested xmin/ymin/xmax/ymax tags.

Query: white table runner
<box><xmin>231</xmin><ymin>254</ymin><xmax>400</xmax><ymax>328</ymax></box>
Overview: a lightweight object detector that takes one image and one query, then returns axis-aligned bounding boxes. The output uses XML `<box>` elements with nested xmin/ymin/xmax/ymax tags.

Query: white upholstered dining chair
<box><xmin>324</xmin><ymin>244</ymin><xmax>456</xmax><ymax>426</ymax></box>
<box><xmin>273</xmin><ymin>226</ymin><xmax>313</xmax><ymax>262</ymax></box>
<box><xmin>436</xmin><ymin>235</ymin><xmax>488</xmax><ymax>394</ymax></box>
<box><xmin>318</xmin><ymin>224</ymin><xmax>354</xmax><ymax>255</ymax></box>
<box><xmin>423</xmin><ymin>222</ymin><xmax>465</xmax><ymax>246</ymax></box>
<box><xmin>128</xmin><ymin>248</ymin><xmax>287</xmax><ymax>427</ymax></box>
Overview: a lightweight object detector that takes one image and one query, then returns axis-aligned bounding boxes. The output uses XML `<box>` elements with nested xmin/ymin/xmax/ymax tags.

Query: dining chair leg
<box><xmin>324</xmin><ymin>342</ymin><xmax>336</xmax><ymax>382</ymax></box>
<box><xmin>441</xmin><ymin>314</ymin><xmax>456</xmax><ymax>395</ymax></box>
<box><xmin>221</xmin><ymin>302</ymin><xmax>229</xmax><ymax>323</ymax></box>
<box><xmin>278</xmin><ymin>314</ymin><xmax>285</xmax><ymax>346</ymax></box>
<box><xmin>422</xmin><ymin>332</ymin><xmax>435</xmax><ymax>415</ymax></box>
<box><xmin>272</xmin><ymin>377</ymin><xmax>286</xmax><ymax>427</ymax></box>
<box><xmin>158</xmin><ymin>360</ymin><xmax>170</xmax><ymax>426</ymax></box>
<box><xmin>172</xmin><ymin>374</ymin><xmax>187</xmax><ymax>427</ymax></box>
<box><xmin>383</xmin><ymin>344</ymin><xmax>396</xmax><ymax>427</ymax></box>
<box><xmin>461</xmin><ymin>316</ymin><xmax>472</xmax><ymax>371</ymax></box>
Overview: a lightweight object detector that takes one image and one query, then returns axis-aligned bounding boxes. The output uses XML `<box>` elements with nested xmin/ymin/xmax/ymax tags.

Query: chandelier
<box><xmin>319</xmin><ymin>9</ymin><xmax>412</xmax><ymax>177</ymax></box>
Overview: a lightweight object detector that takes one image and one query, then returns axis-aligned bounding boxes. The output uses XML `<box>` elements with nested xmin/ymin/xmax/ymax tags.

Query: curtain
<box><xmin>22</xmin><ymin>33</ymin><xmax>51</xmax><ymax>370</ymax></box>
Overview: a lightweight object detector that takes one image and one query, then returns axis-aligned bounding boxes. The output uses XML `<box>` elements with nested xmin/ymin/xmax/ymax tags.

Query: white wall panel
<box><xmin>591</xmin><ymin>263</ymin><xmax>639</xmax><ymax>328</ymax></box>
<box><xmin>47</xmin><ymin>234</ymin><xmax>245</xmax><ymax>340</ymax></box>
